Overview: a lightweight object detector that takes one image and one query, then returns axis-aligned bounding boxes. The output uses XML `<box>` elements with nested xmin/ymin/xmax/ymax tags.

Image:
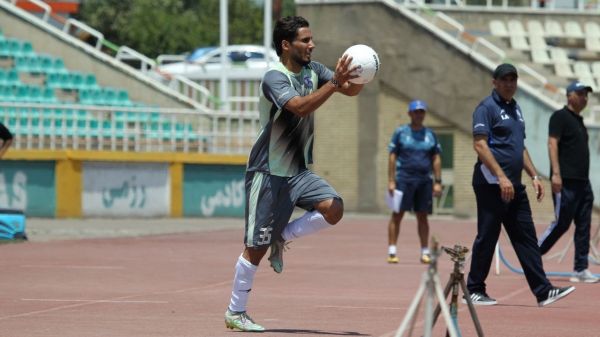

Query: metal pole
<box><xmin>219</xmin><ymin>0</ymin><xmax>228</xmax><ymax>112</ymax></box>
<box><xmin>264</xmin><ymin>0</ymin><xmax>272</xmax><ymax>68</ymax></box>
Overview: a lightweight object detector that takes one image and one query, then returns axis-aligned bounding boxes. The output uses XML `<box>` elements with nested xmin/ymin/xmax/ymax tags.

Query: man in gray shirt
<box><xmin>224</xmin><ymin>16</ymin><xmax>364</xmax><ymax>332</ymax></box>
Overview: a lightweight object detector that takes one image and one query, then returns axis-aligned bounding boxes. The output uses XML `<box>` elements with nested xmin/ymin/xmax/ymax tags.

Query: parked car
<box><xmin>157</xmin><ymin>44</ymin><xmax>278</xmax><ymax>80</ymax></box>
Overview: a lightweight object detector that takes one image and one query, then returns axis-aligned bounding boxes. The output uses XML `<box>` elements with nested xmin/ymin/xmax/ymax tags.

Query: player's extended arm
<box><xmin>284</xmin><ymin>55</ymin><xmax>361</xmax><ymax>117</ymax></box>
<box><xmin>473</xmin><ymin>134</ymin><xmax>514</xmax><ymax>202</ymax></box>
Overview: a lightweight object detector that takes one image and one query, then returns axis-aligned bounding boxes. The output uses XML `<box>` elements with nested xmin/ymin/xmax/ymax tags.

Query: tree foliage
<box><xmin>76</xmin><ymin>0</ymin><xmax>295</xmax><ymax>58</ymax></box>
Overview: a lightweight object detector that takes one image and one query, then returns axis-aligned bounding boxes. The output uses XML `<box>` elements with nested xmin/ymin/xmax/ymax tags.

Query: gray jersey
<box><xmin>247</xmin><ymin>61</ymin><xmax>333</xmax><ymax>177</ymax></box>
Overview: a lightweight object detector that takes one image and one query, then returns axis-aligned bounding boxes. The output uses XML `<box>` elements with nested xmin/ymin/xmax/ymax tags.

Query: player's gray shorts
<box><xmin>244</xmin><ymin>169</ymin><xmax>342</xmax><ymax>247</ymax></box>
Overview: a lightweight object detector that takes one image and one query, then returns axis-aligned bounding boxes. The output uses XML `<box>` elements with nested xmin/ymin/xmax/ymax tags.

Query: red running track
<box><xmin>0</xmin><ymin>214</ymin><xmax>598</xmax><ymax>337</ymax></box>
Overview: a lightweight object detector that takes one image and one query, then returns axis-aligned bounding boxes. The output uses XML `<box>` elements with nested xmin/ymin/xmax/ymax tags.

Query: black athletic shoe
<box><xmin>537</xmin><ymin>286</ymin><xmax>575</xmax><ymax>307</ymax></box>
<box><xmin>462</xmin><ymin>292</ymin><xmax>498</xmax><ymax>306</ymax></box>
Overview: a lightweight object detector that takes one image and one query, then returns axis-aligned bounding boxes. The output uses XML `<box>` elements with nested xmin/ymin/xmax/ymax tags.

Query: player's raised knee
<box><xmin>318</xmin><ymin>198</ymin><xmax>344</xmax><ymax>225</ymax></box>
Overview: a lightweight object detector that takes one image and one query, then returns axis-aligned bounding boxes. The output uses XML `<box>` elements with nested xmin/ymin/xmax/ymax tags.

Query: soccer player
<box><xmin>224</xmin><ymin>16</ymin><xmax>364</xmax><ymax>332</ymax></box>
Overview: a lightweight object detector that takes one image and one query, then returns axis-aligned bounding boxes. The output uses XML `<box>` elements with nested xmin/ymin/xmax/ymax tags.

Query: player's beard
<box><xmin>291</xmin><ymin>51</ymin><xmax>310</xmax><ymax>67</ymax></box>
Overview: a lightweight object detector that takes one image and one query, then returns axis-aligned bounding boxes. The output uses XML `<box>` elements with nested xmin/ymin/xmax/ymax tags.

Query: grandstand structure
<box><xmin>0</xmin><ymin>0</ymin><xmax>258</xmax><ymax>155</ymax></box>
<box><xmin>1</xmin><ymin>0</ymin><xmax>598</xmax><ymax>218</ymax></box>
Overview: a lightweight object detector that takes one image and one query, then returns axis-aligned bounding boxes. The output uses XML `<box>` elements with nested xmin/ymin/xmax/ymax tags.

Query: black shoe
<box><xmin>462</xmin><ymin>292</ymin><xmax>498</xmax><ymax>306</ymax></box>
<box><xmin>537</xmin><ymin>286</ymin><xmax>575</xmax><ymax>307</ymax></box>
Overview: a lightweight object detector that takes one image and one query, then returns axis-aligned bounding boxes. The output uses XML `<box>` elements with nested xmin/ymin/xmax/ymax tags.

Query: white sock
<box><xmin>388</xmin><ymin>245</ymin><xmax>397</xmax><ymax>255</ymax></box>
<box><xmin>421</xmin><ymin>247</ymin><xmax>430</xmax><ymax>255</ymax></box>
<box><xmin>228</xmin><ymin>254</ymin><xmax>257</xmax><ymax>313</ymax></box>
<box><xmin>281</xmin><ymin>210</ymin><xmax>330</xmax><ymax>241</ymax></box>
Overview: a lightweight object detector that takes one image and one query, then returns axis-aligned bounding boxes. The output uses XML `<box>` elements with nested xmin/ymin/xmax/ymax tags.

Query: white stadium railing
<box><xmin>0</xmin><ymin>102</ymin><xmax>258</xmax><ymax>154</ymax></box>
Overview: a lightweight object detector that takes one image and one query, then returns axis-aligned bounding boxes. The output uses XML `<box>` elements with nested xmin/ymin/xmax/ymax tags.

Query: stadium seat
<box><xmin>550</xmin><ymin>48</ymin><xmax>570</xmax><ymax>63</ymax></box>
<box><xmin>585</xmin><ymin>36</ymin><xmax>600</xmax><ymax>52</ymax></box>
<box><xmin>573</xmin><ymin>61</ymin><xmax>593</xmax><ymax>78</ymax></box>
<box><xmin>507</xmin><ymin>20</ymin><xmax>527</xmax><ymax>36</ymax></box>
<box><xmin>584</xmin><ymin>22</ymin><xmax>600</xmax><ymax>38</ymax></box>
<box><xmin>83</xmin><ymin>74</ymin><xmax>98</xmax><ymax>89</ymax></box>
<box><xmin>510</xmin><ymin>35</ymin><xmax>529</xmax><ymax>50</ymax></box>
<box><xmin>564</xmin><ymin>21</ymin><xmax>584</xmax><ymax>39</ymax></box>
<box><xmin>529</xmin><ymin>35</ymin><xmax>548</xmax><ymax>50</ymax></box>
<box><xmin>545</xmin><ymin>20</ymin><xmax>564</xmax><ymax>38</ymax></box>
<box><xmin>527</xmin><ymin>20</ymin><xmax>545</xmax><ymax>37</ymax></box>
<box><xmin>554</xmin><ymin>63</ymin><xmax>575</xmax><ymax>78</ymax></box>
<box><xmin>531</xmin><ymin>49</ymin><xmax>551</xmax><ymax>64</ymax></box>
<box><xmin>489</xmin><ymin>20</ymin><xmax>509</xmax><ymax>37</ymax></box>
<box><xmin>591</xmin><ymin>61</ymin><xmax>600</xmax><ymax>77</ymax></box>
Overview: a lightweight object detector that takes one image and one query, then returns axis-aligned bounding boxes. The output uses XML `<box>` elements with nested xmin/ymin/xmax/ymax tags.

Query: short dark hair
<box><xmin>273</xmin><ymin>16</ymin><xmax>309</xmax><ymax>56</ymax></box>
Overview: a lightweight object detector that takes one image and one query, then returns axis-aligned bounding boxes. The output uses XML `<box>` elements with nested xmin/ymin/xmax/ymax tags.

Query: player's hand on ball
<box><xmin>333</xmin><ymin>54</ymin><xmax>360</xmax><ymax>87</ymax></box>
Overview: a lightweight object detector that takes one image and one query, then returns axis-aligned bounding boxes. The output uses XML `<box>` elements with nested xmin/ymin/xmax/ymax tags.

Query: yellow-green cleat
<box><xmin>387</xmin><ymin>255</ymin><xmax>399</xmax><ymax>264</ymax></box>
<box><xmin>224</xmin><ymin>309</ymin><xmax>265</xmax><ymax>332</ymax></box>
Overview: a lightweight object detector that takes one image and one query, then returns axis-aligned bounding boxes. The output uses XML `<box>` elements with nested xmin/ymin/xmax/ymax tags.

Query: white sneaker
<box><xmin>570</xmin><ymin>269</ymin><xmax>599</xmax><ymax>283</ymax></box>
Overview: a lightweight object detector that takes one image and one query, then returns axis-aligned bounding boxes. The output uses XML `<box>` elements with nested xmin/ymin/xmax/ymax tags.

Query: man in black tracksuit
<box><xmin>465</xmin><ymin>63</ymin><xmax>575</xmax><ymax>307</ymax></box>
<box><xmin>538</xmin><ymin>81</ymin><xmax>598</xmax><ymax>283</ymax></box>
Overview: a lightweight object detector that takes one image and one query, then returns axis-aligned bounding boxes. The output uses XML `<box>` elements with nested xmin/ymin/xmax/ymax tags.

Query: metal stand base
<box><xmin>395</xmin><ymin>241</ymin><xmax>484</xmax><ymax>337</ymax></box>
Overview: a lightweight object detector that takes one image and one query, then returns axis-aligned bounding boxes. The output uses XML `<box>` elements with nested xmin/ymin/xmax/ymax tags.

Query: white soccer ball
<box><xmin>343</xmin><ymin>44</ymin><xmax>380</xmax><ymax>84</ymax></box>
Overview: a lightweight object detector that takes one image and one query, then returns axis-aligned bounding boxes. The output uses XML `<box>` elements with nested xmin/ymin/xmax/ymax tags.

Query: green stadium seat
<box><xmin>19</xmin><ymin>41</ymin><xmax>35</xmax><ymax>57</ymax></box>
<box><xmin>0</xmin><ymin>40</ymin><xmax>10</xmax><ymax>57</ymax></box>
<box><xmin>52</xmin><ymin>58</ymin><xmax>67</xmax><ymax>73</ymax></box>
<box><xmin>71</xmin><ymin>72</ymin><xmax>84</xmax><ymax>89</ymax></box>
<box><xmin>45</xmin><ymin>72</ymin><xmax>60</xmax><ymax>88</ymax></box>
<box><xmin>42</xmin><ymin>87</ymin><xmax>57</xmax><ymax>103</ymax></box>
<box><xmin>6</xmin><ymin>69</ymin><xmax>19</xmax><ymax>84</ymax></box>
<box><xmin>83</xmin><ymin>74</ymin><xmax>97</xmax><ymax>89</ymax></box>
<box><xmin>78</xmin><ymin>89</ymin><xmax>94</xmax><ymax>104</ymax></box>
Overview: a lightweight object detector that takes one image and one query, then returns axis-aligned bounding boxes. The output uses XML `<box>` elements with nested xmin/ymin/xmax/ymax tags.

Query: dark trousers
<box><xmin>539</xmin><ymin>179</ymin><xmax>594</xmax><ymax>272</ymax></box>
<box><xmin>467</xmin><ymin>184</ymin><xmax>551</xmax><ymax>300</ymax></box>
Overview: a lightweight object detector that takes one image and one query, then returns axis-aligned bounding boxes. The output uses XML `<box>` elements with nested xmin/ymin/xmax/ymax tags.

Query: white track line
<box><xmin>0</xmin><ymin>279</ymin><xmax>234</xmax><ymax>321</ymax></box>
<box><xmin>21</xmin><ymin>298</ymin><xmax>168</xmax><ymax>304</ymax></box>
<box><xmin>21</xmin><ymin>264</ymin><xmax>125</xmax><ymax>269</ymax></box>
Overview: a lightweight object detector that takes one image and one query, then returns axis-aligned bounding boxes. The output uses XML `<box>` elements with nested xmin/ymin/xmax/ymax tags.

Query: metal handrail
<box><xmin>116</xmin><ymin>46</ymin><xmax>157</xmax><ymax>72</ymax></box>
<box><xmin>63</xmin><ymin>18</ymin><xmax>105</xmax><ymax>50</ymax></box>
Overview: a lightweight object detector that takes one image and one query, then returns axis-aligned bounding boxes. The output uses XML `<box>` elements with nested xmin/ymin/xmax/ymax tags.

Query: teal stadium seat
<box><xmin>45</xmin><ymin>72</ymin><xmax>61</xmax><ymax>88</ymax></box>
<box><xmin>52</xmin><ymin>58</ymin><xmax>67</xmax><ymax>73</ymax></box>
<box><xmin>0</xmin><ymin>69</ymin><xmax>19</xmax><ymax>85</ymax></box>
<box><xmin>6</xmin><ymin>69</ymin><xmax>19</xmax><ymax>84</ymax></box>
<box><xmin>42</xmin><ymin>87</ymin><xmax>57</xmax><ymax>103</ymax></box>
<box><xmin>0</xmin><ymin>40</ymin><xmax>10</xmax><ymax>57</ymax></box>
<box><xmin>18</xmin><ymin>41</ymin><xmax>34</xmax><ymax>58</ymax></box>
<box><xmin>83</xmin><ymin>74</ymin><xmax>98</xmax><ymax>89</ymax></box>
<box><xmin>116</xmin><ymin>90</ymin><xmax>133</xmax><ymax>106</ymax></box>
